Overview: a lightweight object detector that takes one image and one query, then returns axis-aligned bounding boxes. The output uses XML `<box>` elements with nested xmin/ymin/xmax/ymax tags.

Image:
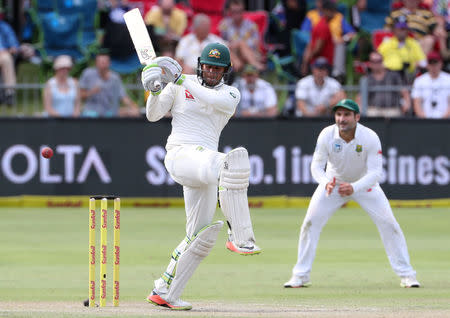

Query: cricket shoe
<box><xmin>146</xmin><ymin>289</ymin><xmax>192</xmax><ymax>310</ymax></box>
<box><xmin>226</xmin><ymin>239</ymin><xmax>261</xmax><ymax>255</ymax></box>
<box><xmin>400</xmin><ymin>276</ymin><xmax>420</xmax><ymax>288</ymax></box>
<box><xmin>284</xmin><ymin>275</ymin><xmax>312</xmax><ymax>288</ymax></box>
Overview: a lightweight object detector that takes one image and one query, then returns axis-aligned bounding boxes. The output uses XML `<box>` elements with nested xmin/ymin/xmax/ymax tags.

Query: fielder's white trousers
<box><xmin>165</xmin><ymin>145</ymin><xmax>225</xmax><ymax>236</ymax></box>
<box><xmin>292</xmin><ymin>184</ymin><xmax>416</xmax><ymax>278</ymax></box>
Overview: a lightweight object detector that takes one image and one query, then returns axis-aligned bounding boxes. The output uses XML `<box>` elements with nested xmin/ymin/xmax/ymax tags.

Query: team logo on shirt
<box><xmin>185</xmin><ymin>90</ymin><xmax>194</xmax><ymax>100</ymax></box>
<box><xmin>208</xmin><ymin>49</ymin><xmax>220</xmax><ymax>58</ymax></box>
<box><xmin>333</xmin><ymin>140</ymin><xmax>343</xmax><ymax>153</ymax></box>
<box><xmin>356</xmin><ymin>145</ymin><xmax>363</xmax><ymax>153</ymax></box>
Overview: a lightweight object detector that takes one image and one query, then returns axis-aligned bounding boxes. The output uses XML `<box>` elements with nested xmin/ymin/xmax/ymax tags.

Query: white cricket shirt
<box><xmin>295</xmin><ymin>75</ymin><xmax>342</xmax><ymax>114</ymax></box>
<box><xmin>235</xmin><ymin>77</ymin><xmax>277</xmax><ymax>115</ymax></box>
<box><xmin>411</xmin><ymin>71</ymin><xmax>450</xmax><ymax>118</ymax></box>
<box><xmin>311</xmin><ymin>123</ymin><xmax>383</xmax><ymax>193</ymax></box>
<box><xmin>146</xmin><ymin>75</ymin><xmax>240</xmax><ymax>151</ymax></box>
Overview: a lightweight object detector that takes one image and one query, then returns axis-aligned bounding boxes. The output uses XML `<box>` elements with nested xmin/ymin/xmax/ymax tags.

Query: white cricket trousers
<box><xmin>293</xmin><ymin>184</ymin><xmax>416</xmax><ymax>278</ymax></box>
<box><xmin>164</xmin><ymin>145</ymin><xmax>225</xmax><ymax>237</ymax></box>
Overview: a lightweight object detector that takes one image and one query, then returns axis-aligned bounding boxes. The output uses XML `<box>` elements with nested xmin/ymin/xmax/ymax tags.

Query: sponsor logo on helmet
<box><xmin>208</xmin><ymin>49</ymin><xmax>220</xmax><ymax>59</ymax></box>
<box><xmin>230</xmin><ymin>92</ymin><xmax>236</xmax><ymax>98</ymax></box>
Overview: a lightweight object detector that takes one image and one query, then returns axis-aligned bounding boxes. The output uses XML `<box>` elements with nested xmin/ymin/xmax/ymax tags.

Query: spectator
<box><xmin>234</xmin><ymin>64</ymin><xmax>278</xmax><ymax>118</ymax></box>
<box><xmin>101</xmin><ymin>0</ymin><xmax>142</xmax><ymax>59</ymax></box>
<box><xmin>430</xmin><ymin>0</ymin><xmax>450</xmax><ymax>26</ymax></box>
<box><xmin>356</xmin><ymin>52</ymin><xmax>411</xmax><ymax>117</ymax></box>
<box><xmin>43</xmin><ymin>55</ymin><xmax>81</xmax><ymax>117</ymax></box>
<box><xmin>352</xmin><ymin>0</ymin><xmax>392</xmax><ymax>33</ymax></box>
<box><xmin>175</xmin><ymin>14</ymin><xmax>226</xmax><ymax>74</ymax></box>
<box><xmin>79</xmin><ymin>52</ymin><xmax>140</xmax><ymax>117</ymax></box>
<box><xmin>301</xmin><ymin>1</ymin><xmax>336</xmax><ymax>76</ymax></box>
<box><xmin>218</xmin><ymin>0</ymin><xmax>265</xmax><ymax>72</ymax></box>
<box><xmin>431</xmin><ymin>6</ymin><xmax>450</xmax><ymax>70</ymax></box>
<box><xmin>0</xmin><ymin>16</ymin><xmax>19</xmax><ymax>106</ymax></box>
<box><xmin>267</xmin><ymin>0</ymin><xmax>308</xmax><ymax>57</ymax></box>
<box><xmin>144</xmin><ymin>0</ymin><xmax>187</xmax><ymax>48</ymax></box>
<box><xmin>378</xmin><ymin>15</ymin><xmax>427</xmax><ymax>83</ymax></box>
<box><xmin>301</xmin><ymin>0</ymin><xmax>356</xmax><ymax>80</ymax></box>
<box><xmin>106</xmin><ymin>0</ymin><xmax>132</xmax><ymax>22</ymax></box>
<box><xmin>385</xmin><ymin>0</ymin><xmax>437</xmax><ymax>54</ymax></box>
<box><xmin>295</xmin><ymin>57</ymin><xmax>346</xmax><ymax>117</ymax></box>
<box><xmin>411</xmin><ymin>51</ymin><xmax>450</xmax><ymax>118</ymax></box>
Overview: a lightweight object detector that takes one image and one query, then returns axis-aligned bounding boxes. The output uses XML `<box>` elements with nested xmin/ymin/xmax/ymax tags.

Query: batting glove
<box><xmin>141</xmin><ymin>64</ymin><xmax>162</xmax><ymax>94</ymax></box>
<box><xmin>153</xmin><ymin>57</ymin><xmax>184</xmax><ymax>84</ymax></box>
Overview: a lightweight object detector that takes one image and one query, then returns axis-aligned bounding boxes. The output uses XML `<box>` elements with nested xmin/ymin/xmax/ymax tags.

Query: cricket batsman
<box><xmin>284</xmin><ymin>99</ymin><xmax>420</xmax><ymax>289</ymax></box>
<box><xmin>141</xmin><ymin>43</ymin><xmax>261</xmax><ymax>310</ymax></box>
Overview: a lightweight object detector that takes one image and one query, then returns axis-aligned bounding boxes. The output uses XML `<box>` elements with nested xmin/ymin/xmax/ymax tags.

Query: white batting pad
<box><xmin>166</xmin><ymin>221</ymin><xmax>223</xmax><ymax>302</ymax></box>
<box><xmin>219</xmin><ymin>147</ymin><xmax>256</xmax><ymax>247</ymax></box>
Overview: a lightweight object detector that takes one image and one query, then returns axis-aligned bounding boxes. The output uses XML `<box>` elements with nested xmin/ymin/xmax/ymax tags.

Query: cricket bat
<box><xmin>123</xmin><ymin>8</ymin><xmax>160</xmax><ymax>88</ymax></box>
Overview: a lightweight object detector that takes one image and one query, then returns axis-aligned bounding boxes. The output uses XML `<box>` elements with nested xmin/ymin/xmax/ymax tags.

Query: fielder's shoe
<box><xmin>400</xmin><ymin>276</ymin><xmax>420</xmax><ymax>288</ymax></box>
<box><xmin>284</xmin><ymin>275</ymin><xmax>312</xmax><ymax>288</ymax></box>
<box><xmin>146</xmin><ymin>289</ymin><xmax>192</xmax><ymax>310</ymax></box>
<box><xmin>226</xmin><ymin>239</ymin><xmax>261</xmax><ymax>255</ymax></box>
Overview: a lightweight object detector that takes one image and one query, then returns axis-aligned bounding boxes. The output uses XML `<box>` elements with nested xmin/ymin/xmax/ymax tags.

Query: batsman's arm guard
<box><xmin>165</xmin><ymin>221</ymin><xmax>223</xmax><ymax>302</ymax></box>
<box><xmin>218</xmin><ymin>147</ymin><xmax>256</xmax><ymax>247</ymax></box>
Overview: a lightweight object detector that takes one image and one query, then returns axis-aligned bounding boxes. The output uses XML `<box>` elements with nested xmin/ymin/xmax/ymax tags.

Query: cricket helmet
<box><xmin>199</xmin><ymin>42</ymin><xmax>231</xmax><ymax>68</ymax></box>
<box><xmin>197</xmin><ymin>42</ymin><xmax>232</xmax><ymax>87</ymax></box>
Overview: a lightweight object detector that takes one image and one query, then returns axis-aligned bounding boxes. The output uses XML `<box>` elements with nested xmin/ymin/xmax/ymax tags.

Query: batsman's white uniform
<box><xmin>292</xmin><ymin>123</ymin><xmax>416</xmax><ymax>278</ymax></box>
<box><xmin>146</xmin><ymin>74</ymin><xmax>256</xmax><ymax>301</ymax></box>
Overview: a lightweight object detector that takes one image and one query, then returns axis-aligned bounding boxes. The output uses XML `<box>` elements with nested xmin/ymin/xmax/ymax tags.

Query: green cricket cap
<box><xmin>199</xmin><ymin>43</ymin><xmax>231</xmax><ymax>68</ymax></box>
<box><xmin>332</xmin><ymin>99</ymin><xmax>360</xmax><ymax>114</ymax></box>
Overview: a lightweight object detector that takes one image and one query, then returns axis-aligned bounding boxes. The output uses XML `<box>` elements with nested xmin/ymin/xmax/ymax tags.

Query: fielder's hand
<box><xmin>325</xmin><ymin>177</ymin><xmax>336</xmax><ymax>196</ymax></box>
<box><xmin>153</xmin><ymin>57</ymin><xmax>184</xmax><ymax>84</ymax></box>
<box><xmin>141</xmin><ymin>64</ymin><xmax>162</xmax><ymax>94</ymax></box>
<box><xmin>338</xmin><ymin>182</ymin><xmax>354</xmax><ymax>197</ymax></box>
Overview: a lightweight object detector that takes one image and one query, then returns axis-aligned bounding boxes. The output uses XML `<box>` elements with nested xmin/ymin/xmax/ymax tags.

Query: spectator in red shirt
<box><xmin>301</xmin><ymin>0</ymin><xmax>335</xmax><ymax>76</ymax></box>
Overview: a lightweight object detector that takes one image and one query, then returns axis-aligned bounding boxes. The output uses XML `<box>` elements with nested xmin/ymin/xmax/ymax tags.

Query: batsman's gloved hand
<box><xmin>141</xmin><ymin>64</ymin><xmax>162</xmax><ymax>94</ymax></box>
<box><xmin>153</xmin><ymin>57</ymin><xmax>184</xmax><ymax>85</ymax></box>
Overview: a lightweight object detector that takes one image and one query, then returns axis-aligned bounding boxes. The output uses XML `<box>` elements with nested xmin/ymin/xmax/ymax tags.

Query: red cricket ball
<box><xmin>41</xmin><ymin>147</ymin><xmax>54</xmax><ymax>159</ymax></box>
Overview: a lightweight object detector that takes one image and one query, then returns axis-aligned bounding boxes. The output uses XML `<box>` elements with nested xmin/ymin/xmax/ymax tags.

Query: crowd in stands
<box><xmin>1</xmin><ymin>0</ymin><xmax>450</xmax><ymax>119</ymax></box>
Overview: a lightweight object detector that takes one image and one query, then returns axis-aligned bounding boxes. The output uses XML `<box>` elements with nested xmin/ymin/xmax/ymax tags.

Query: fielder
<box><xmin>141</xmin><ymin>43</ymin><xmax>261</xmax><ymax>310</ymax></box>
<box><xmin>284</xmin><ymin>99</ymin><xmax>420</xmax><ymax>289</ymax></box>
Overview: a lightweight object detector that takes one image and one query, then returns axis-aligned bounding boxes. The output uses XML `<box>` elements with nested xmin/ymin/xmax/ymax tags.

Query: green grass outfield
<box><xmin>1</xmin><ymin>207</ymin><xmax>449</xmax><ymax>318</ymax></box>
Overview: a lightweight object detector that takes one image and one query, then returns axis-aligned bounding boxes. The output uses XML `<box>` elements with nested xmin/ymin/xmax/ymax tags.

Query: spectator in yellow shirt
<box><xmin>144</xmin><ymin>0</ymin><xmax>187</xmax><ymax>49</ymax></box>
<box><xmin>378</xmin><ymin>16</ymin><xmax>426</xmax><ymax>82</ymax></box>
